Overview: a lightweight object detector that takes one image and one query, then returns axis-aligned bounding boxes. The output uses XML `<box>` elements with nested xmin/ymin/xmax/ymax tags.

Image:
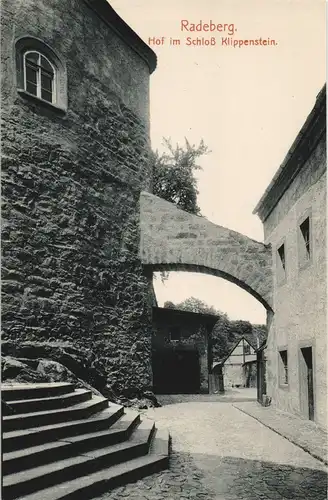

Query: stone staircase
<box><xmin>1</xmin><ymin>383</ymin><xmax>170</xmax><ymax>500</ymax></box>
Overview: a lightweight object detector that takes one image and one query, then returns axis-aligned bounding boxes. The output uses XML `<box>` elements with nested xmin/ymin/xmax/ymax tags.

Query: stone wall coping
<box><xmin>253</xmin><ymin>84</ymin><xmax>326</xmax><ymax>222</ymax></box>
<box><xmin>84</xmin><ymin>0</ymin><xmax>157</xmax><ymax>74</ymax></box>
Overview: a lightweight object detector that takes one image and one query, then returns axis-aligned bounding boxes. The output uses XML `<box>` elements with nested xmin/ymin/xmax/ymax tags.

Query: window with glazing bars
<box><xmin>24</xmin><ymin>51</ymin><xmax>55</xmax><ymax>103</ymax></box>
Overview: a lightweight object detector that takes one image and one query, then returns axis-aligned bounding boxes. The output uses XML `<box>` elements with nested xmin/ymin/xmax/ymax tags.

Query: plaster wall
<box><xmin>263</xmin><ymin>135</ymin><xmax>326</xmax><ymax>428</ymax></box>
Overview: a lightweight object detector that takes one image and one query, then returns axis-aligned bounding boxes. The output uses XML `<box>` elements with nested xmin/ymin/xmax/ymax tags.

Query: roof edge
<box><xmin>152</xmin><ymin>306</ymin><xmax>221</xmax><ymax>322</ymax></box>
<box><xmin>217</xmin><ymin>336</ymin><xmax>256</xmax><ymax>365</ymax></box>
<box><xmin>84</xmin><ymin>0</ymin><xmax>157</xmax><ymax>73</ymax></box>
<box><xmin>253</xmin><ymin>84</ymin><xmax>326</xmax><ymax>221</ymax></box>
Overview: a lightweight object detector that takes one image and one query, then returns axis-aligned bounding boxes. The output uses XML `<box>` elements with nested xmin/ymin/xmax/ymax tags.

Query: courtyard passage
<box><xmin>100</xmin><ymin>394</ymin><xmax>328</xmax><ymax>500</ymax></box>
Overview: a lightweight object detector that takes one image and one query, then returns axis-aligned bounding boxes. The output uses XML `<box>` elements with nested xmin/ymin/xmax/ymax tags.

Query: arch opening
<box><xmin>149</xmin><ymin>263</ymin><xmax>273</xmax><ymax>312</ymax></box>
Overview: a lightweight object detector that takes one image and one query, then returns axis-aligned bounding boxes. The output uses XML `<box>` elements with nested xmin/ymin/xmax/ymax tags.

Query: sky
<box><xmin>110</xmin><ymin>0</ymin><xmax>325</xmax><ymax>324</ymax></box>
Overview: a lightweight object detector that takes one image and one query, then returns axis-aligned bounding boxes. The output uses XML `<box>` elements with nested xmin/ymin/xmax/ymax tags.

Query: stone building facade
<box><xmin>254</xmin><ymin>85</ymin><xmax>326</xmax><ymax>428</ymax></box>
<box><xmin>151</xmin><ymin>307</ymin><xmax>219</xmax><ymax>394</ymax></box>
<box><xmin>1</xmin><ymin>0</ymin><xmax>157</xmax><ymax>396</ymax></box>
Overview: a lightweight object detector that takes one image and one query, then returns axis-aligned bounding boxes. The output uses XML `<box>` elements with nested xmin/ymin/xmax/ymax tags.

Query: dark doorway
<box><xmin>300</xmin><ymin>347</ymin><xmax>314</xmax><ymax>421</ymax></box>
<box><xmin>152</xmin><ymin>347</ymin><xmax>200</xmax><ymax>394</ymax></box>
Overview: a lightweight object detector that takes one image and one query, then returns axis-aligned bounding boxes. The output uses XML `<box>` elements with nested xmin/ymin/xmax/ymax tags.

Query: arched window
<box><xmin>15</xmin><ymin>37</ymin><xmax>67</xmax><ymax>111</ymax></box>
<box><xmin>24</xmin><ymin>51</ymin><xmax>56</xmax><ymax>103</ymax></box>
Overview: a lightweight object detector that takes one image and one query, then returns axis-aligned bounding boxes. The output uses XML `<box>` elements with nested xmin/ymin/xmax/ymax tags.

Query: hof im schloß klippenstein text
<box><xmin>148</xmin><ymin>20</ymin><xmax>278</xmax><ymax>48</ymax></box>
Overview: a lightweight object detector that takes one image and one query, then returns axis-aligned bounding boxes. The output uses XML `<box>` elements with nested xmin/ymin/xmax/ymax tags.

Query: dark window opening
<box><xmin>300</xmin><ymin>347</ymin><xmax>314</xmax><ymax>421</ymax></box>
<box><xmin>169</xmin><ymin>327</ymin><xmax>181</xmax><ymax>341</ymax></box>
<box><xmin>279</xmin><ymin>350</ymin><xmax>288</xmax><ymax>385</ymax></box>
<box><xmin>300</xmin><ymin>217</ymin><xmax>311</xmax><ymax>259</ymax></box>
<box><xmin>277</xmin><ymin>244</ymin><xmax>286</xmax><ymax>270</ymax></box>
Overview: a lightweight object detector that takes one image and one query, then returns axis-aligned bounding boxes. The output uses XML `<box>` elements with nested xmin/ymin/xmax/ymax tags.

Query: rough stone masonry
<box><xmin>139</xmin><ymin>191</ymin><xmax>273</xmax><ymax>310</ymax></box>
<box><xmin>1</xmin><ymin>0</ymin><xmax>157</xmax><ymax>396</ymax></box>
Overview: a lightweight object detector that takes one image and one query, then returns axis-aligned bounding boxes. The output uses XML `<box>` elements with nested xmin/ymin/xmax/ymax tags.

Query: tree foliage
<box><xmin>165</xmin><ymin>297</ymin><xmax>220</xmax><ymax>316</ymax></box>
<box><xmin>152</xmin><ymin>138</ymin><xmax>209</xmax><ymax>282</ymax></box>
<box><xmin>163</xmin><ymin>301</ymin><xmax>176</xmax><ymax>309</ymax></box>
<box><xmin>163</xmin><ymin>297</ymin><xmax>267</xmax><ymax>360</ymax></box>
<box><xmin>151</xmin><ymin>138</ymin><xmax>209</xmax><ymax>215</ymax></box>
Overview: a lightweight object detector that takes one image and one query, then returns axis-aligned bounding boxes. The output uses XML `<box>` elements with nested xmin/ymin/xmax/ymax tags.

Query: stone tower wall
<box><xmin>1</xmin><ymin>0</ymin><xmax>156</xmax><ymax>396</ymax></box>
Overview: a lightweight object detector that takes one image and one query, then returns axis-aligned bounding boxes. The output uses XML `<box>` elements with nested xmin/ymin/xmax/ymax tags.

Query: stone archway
<box><xmin>139</xmin><ymin>191</ymin><xmax>273</xmax><ymax>311</ymax></box>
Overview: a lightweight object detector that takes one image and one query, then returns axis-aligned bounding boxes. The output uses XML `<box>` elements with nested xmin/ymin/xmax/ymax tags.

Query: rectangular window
<box><xmin>279</xmin><ymin>350</ymin><xmax>288</xmax><ymax>385</ymax></box>
<box><xmin>300</xmin><ymin>217</ymin><xmax>311</xmax><ymax>260</ymax></box>
<box><xmin>278</xmin><ymin>244</ymin><xmax>286</xmax><ymax>270</ymax></box>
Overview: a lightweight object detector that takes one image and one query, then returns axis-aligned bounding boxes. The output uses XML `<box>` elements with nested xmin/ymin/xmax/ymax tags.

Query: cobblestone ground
<box><xmin>99</xmin><ymin>396</ymin><xmax>328</xmax><ymax>499</ymax></box>
<box><xmin>103</xmin><ymin>450</ymin><xmax>216</xmax><ymax>500</ymax></box>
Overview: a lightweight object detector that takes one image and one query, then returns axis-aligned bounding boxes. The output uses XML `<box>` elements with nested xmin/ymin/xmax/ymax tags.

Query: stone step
<box><xmin>1</xmin><ymin>383</ymin><xmax>75</xmax><ymax>401</ymax></box>
<box><xmin>4</xmin><ymin>389</ymin><xmax>92</xmax><ymax>414</ymax></box>
<box><xmin>2</xmin><ymin>411</ymin><xmax>141</xmax><ymax>475</ymax></box>
<box><xmin>2</xmin><ymin>396</ymin><xmax>109</xmax><ymax>432</ymax></box>
<box><xmin>129</xmin><ymin>418</ymin><xmax>156</xmax><ymax>446</ymax></box>
<box><xmin>3</xmin><ymin>420</ymin><xmax>157</xmax><ymax>500</ymax></box>
<box><xmin>3</xmin><ymin>404</ymin><xmax>124</xmax><ymax>453</ymax></box>
<box><xmin>149</xmin><ymin>427</ymin><xmax>171</xmax><ymax>456</ymax></box>
<box><xmin>16</xmin><ymin>428</ymin><xmax>170</xmax><ymax>500</ymax></box>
